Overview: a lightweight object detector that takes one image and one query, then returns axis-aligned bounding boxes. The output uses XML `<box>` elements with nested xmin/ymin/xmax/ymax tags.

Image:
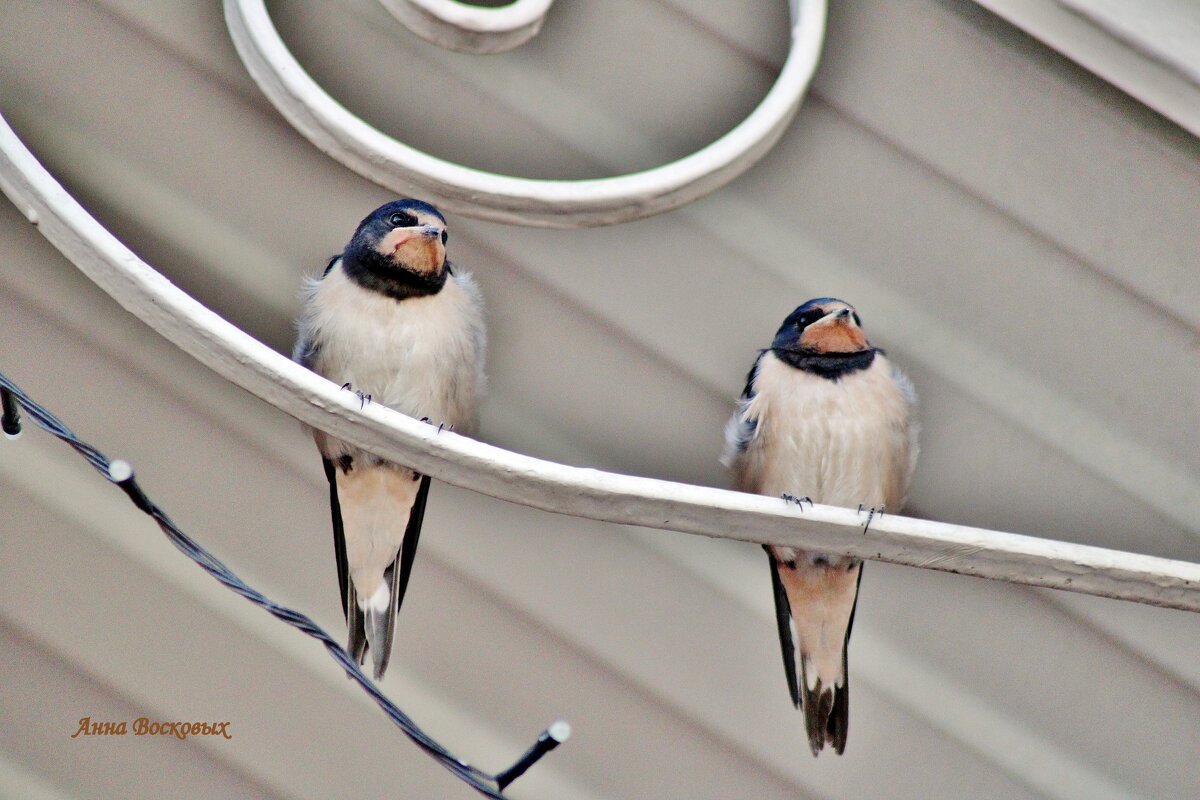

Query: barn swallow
<box><xmin>294</xmin><ymin>199</ymin><xmax>485</xmax><ymax>680</ymax></box>
<box><xmin>722</xmin><ymin>298</ymin><xmax>917</xmax><ymax>755</ymax></box>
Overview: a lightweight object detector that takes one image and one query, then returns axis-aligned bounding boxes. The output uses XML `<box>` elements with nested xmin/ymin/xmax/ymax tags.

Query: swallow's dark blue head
<box><xmin>341</xmin><ymin>199</ymin><xmax>451</xmax><ymax>300</ymax></box>
<box><xmin>771</xmin><ymin>298</ymin><xmax>875</xmax><ymax>379</ymax></box>
<box><xmin>773</xmin><ymin>298</ymin><xmax>867</xmax><ymax>352</ymax></box>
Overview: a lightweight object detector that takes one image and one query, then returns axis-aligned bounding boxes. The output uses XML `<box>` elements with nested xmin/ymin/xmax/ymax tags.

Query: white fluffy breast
<box><xmin>300</xmin><ymin>262</ymin><xmax>486</xmax><ymax>437</ymax></box>
<box><xmin>734</xmin><ymin>352</ymin><xmax>915</xmax><ymax>511</ymax></box>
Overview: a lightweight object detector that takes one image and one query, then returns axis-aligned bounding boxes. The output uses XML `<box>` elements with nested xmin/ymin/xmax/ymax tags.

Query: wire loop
<box><xmin>1</xmin><ymin>385</ymin><xmax>21</xmax><ymax>438</ymax></box>
<box><xmin>0</xmin><ymin>368</ymin><xmax>566</xmax><ymax>798</ymax></box>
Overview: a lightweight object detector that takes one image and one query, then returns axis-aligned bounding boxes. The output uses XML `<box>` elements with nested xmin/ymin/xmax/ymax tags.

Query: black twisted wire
<box><xmin>0</xmin><ymin>369</ymin><xmax>568</xmax><ymax>798</ymax></box>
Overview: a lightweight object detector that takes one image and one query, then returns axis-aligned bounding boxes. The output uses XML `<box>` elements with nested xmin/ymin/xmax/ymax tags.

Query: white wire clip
<box><xmin>495</xmin><ymin>720</ymin><xmax>571</xmax><ymax>791</ymax></box>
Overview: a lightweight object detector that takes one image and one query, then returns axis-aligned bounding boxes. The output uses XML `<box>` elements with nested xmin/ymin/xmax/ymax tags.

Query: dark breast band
<box><xmin>771</xmin><ymin>347</ymin><xmax>877</xmax><ymax>380</ymax></box>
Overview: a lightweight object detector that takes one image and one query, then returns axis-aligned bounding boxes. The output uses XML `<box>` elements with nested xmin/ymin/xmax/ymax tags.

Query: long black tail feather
<box><xmin>765</xmin><ymin>547</ymin><xmax>801</xmax><ymax>708</ymax></box>
<box><xmin>323</xmin><ymin>458</ymin><xmax>366</xmax><ymax>666</ymax></box>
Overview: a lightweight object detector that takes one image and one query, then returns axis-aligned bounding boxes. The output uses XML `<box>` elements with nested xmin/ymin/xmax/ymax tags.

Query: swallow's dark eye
<box><xmin>797</xmin><ymin>309</ymin><xmax>824</xmax><ymax>328</ymax></box>
<box><xmin>388</xmin><ymin>212</ymin><xmax>417</xmax><ymax>227</ymax></box>
<box><xmin>441</xmin><ymin>230</ymin><xmax>448</xmax><ymax>245</ymax></box>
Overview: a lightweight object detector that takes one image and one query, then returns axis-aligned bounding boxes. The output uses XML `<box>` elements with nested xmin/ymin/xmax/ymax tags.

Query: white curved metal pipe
<box><xmin>378</xmin><ymin>0</ymin><xmax>552</xmax><ymax>54</ymax></box>
<box><xmin>223</xmin><ymin>0</ymin><xmax>826</xmax><ymax>227</ymax></box>
<box><xmin>1</xmin><ymin>114</ymin><xmax>1199</xmax><ymax>612</ymax></box>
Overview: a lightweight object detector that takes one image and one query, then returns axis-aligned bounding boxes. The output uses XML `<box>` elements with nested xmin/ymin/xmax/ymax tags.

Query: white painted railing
<box><xmin>378</xmin><ymin>0</ymin><xmax>553</xmax><ymax>54</ymax></box>
<box><xmin>223</xmin><ymin>0</ymin><xmax>826</xmax><ymax>227</ymax></box>
<box><xmin>2</xmin><ymin>113</ymin><xmax>1199</xmax><ymax>613</ymax></box>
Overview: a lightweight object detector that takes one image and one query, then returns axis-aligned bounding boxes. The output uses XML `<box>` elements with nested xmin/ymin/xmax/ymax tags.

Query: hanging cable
<box><xmin>0</xmin><ymin>367</ymin><xmax>568</xmax><ymax>799</ymax></box>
